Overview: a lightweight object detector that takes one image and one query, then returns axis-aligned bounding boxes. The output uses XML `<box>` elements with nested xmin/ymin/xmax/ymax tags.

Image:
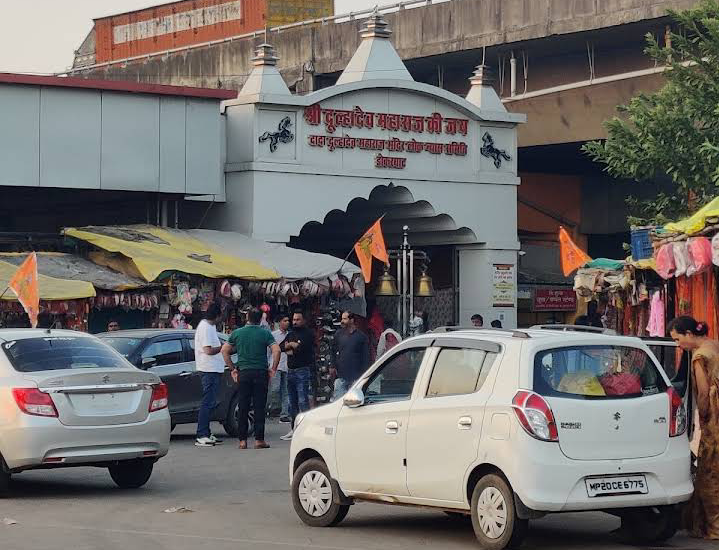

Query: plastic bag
<box><xmin>656</xmin><ymin>243</ymin><xmax>676</xmax><ymax>280</ymax></box>
<box><xmin>558</xmin><ymin>372</ymin><xmax>606</xmax><ymax>396</ymax></box>
<box><xmin>673</xmin><ymin>241</ymin><xmax>691</xmax><ymax>277</ymax></box>
<box><xmin>688</xmin><ymin>237</ymin><xmax>712</xmax><ymax>273</ymax></box>
<box><xmin>712</xmin><ymin>234</ymin><xmax>719</xmax><ymax>267</ymax></box>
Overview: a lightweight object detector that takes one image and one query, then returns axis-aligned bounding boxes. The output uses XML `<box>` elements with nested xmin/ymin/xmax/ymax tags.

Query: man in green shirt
<box><xmin>222</xmin><ymin>308</ymin><xmax>280</xmax><ymax>449</ymax></box>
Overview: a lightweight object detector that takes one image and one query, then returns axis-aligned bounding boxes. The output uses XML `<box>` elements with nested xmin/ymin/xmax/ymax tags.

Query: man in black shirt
<box><xmin>331</xmin><ymin>311</ymin><xmax>370</xmax><ymax>401</ymax></box>
<box><xmin>279</xmin><ymin>311</ymin><xmax>315</xmax><ymax>441</ymax></box>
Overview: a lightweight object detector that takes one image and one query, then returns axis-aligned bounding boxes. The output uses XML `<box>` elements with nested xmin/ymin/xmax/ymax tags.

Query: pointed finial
<box><xmin>470</xmin><ymin>63</ymin><xmax>494</xmax><ymax>86</ymax></box>
<box><xmin>252</xmin><ymin>42</ymin><xmax>279</xmax><ymax>67</ymax></box>
<box><xmin>361</xmin><ymin>6</ymin><xmax>391</xmax><ymax>39</ymax></box>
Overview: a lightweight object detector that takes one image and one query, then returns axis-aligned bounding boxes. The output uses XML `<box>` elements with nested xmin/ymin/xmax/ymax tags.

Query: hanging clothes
<box><xmin>646</xmin><ymin>291</ymin><xmax>665</xmax><ymax>337</ymax></box>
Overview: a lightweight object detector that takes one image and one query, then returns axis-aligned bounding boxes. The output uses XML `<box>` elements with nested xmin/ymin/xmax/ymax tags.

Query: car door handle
<box><xmin>179</xmin><ymin>372</ymin><xmax>193</xmax><ymax>377</ymax></box>
<box><xmin>385</xmin><ymin>420</ymin><xmax>400</xmax><ymax>434</ymax></box>
<box><xmin>458</xmin><ymin>416</ymin><xmax>472</xmax><ymax>430</ymax></box>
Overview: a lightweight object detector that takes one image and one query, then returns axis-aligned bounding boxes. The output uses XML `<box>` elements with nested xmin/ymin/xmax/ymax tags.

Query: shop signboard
<box><xmin>492</xmin><ymin>264</ymin><xmax>515</xmax><ymax>307</ymax></box>
<box><xmin>532</xmin><ymin>288</ymin><xmax>577</xmax><ymax>312</ymax></box>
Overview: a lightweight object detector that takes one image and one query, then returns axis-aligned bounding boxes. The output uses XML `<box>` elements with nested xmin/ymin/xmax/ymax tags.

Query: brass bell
<box><xmin>415</xmin><ymin>270</ymin><xmax>434</xmax><ymax>297</ymax></box>
<box><xmin>375</xmin><ymin>268</ymin><xmax>399</xmax><ymax>296</ymax></box>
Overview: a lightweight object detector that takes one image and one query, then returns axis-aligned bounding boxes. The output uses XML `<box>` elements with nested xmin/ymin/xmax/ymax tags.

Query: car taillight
<box><xmin>12</xmin><ymin>388</ymin><xmax>58</xmax><ymax>417</ymax></box>
<box><xmin>668</xmin><ymin>387</ymin><xmax>687</xmax><ymax>437</ymax></box>
<box><xmin>149</xmin><ymin>383</ymin><xmax>169</xmax><ymax>413</ymax></box>
<box><xmin>512</xmin><ymin>390</ymin><xmax>558</xmax><ymax>442</ymax></box>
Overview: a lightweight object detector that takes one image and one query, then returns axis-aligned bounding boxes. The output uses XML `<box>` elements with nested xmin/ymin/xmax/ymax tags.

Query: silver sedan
<box><xmin>0</xmin><ymin>329</ymin><xmax>170</xmax><ymax>494</ymax></box>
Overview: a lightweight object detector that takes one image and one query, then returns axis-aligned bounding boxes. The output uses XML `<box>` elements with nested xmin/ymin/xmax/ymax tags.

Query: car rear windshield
<box><xmin>2</xmin><ymin>336</ymin><xmax>130</xmax><ymax>372</ymax></box>
<box><xmin>533</xmin><ymin>345</ymin><xmax>667</xmax><ymax>399</ymax></box>
<box><xmin>99</xmin><ymin>337</ymin><xmax>144</xmax><ymax>358</ymax></box>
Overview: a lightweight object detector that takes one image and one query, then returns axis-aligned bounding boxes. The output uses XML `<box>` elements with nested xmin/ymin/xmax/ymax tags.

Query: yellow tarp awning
<box><xmin>665</xmin><ymin>196</ymin><xmax>719</xmax><ymax>236</ymax></box>
<box><xmin>0</xmin><ymin>260</ymin><xmax>95</xmax><ymax>301</ymax></box>
<box><xmin>64</xmin><ymin>225</ymin><xmax>279</xmax><ymax>283</ymax></box>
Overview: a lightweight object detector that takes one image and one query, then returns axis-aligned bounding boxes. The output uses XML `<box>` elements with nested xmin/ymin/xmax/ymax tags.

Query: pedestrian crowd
<box><xmin>192</xmin><ymin>304</ymin><xmax>402</xmax><ymax>450</ymax></box>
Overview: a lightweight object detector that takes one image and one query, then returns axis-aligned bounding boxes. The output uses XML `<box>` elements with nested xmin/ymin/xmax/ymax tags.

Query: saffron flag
<box><xmin>559</xmin><ymin>227</ymin><xmax>591</xmax><ymax>277</ymax></box>
<box><xmin>354</xmin><ymin>217</ymin><xmax>389</xmax><ymax>282</ymax></box>
<box><xmin>8</xmin><ymin>252</ymin><xmax>40</xmax><ymax>328</ymax></box>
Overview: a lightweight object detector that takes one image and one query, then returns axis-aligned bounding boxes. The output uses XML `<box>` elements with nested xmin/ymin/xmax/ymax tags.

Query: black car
<box><xmin>98</xmin><ymin>329</ymin><xmax>251</xmax><ymax>436</ymax></box>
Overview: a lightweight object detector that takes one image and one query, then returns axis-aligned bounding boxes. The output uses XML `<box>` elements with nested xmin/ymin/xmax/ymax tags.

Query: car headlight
<box><xmin>294</xmin><ymin>412</ymin><xmax>307</xmax><ymax>429</ymax></box>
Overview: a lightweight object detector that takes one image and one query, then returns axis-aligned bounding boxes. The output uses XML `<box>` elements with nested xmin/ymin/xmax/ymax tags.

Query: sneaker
<box><xmin>195</xmin><ymin>437</ymin><xmax>215</xmax><ymax>447</ymax></box>
<box><xmin>209</xmin><ymin>434</ymin><xmax>224</xmax><ymax>444</ymax></box>
<box><xmin>279</xmin><ymin>415</ymin><xmax>291</xmax><ymax>424</ymax></box>
<box><xmin>280</xmin><ymin>430</ymin><xmax>294</xmax><ymax>441</ymax></box>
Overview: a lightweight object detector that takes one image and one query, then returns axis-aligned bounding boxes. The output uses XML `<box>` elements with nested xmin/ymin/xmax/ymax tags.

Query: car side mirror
<box><xmin>343</xmin><ymin>387</ymin><xmax>365</xmax><ymax>408</ymax></box>
<box><xmin>142</xmin><ymin>357</ymin><xmax>158</xmax><ymax>369</ymax></box>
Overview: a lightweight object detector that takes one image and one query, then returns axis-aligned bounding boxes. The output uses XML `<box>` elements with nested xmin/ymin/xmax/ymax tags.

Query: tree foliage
<box><xmin>583</xmin><ymin>0</ymin><xmax>719</xmax><ymax>226</ymax></box>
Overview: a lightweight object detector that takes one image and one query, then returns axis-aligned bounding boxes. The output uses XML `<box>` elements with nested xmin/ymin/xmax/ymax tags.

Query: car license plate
<box><xmin>585</xmin><ymin>475</ymin><xmax>648</xmax><ymax>497</ymax></box>
<box><xmin>70</xmin><ymin>393</ymin><xmax>121</xmax><ymax>413</ymax></box>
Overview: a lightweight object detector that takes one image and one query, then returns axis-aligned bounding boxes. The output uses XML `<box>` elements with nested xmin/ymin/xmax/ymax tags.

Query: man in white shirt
<box><xmin>268</xmin><ymin>314</ymin><xmax>291</xmax><ymax>423</ymax></box>
<box><xmin>194</xmin><ymin>303</ymin><xmax>225</xmax><ymax>447</ymax></box>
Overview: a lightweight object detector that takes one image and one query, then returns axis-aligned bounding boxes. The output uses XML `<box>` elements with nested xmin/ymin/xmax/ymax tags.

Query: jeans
<box><xmin>288</xmin><ymin>366</ymin><xmax>311</xmax><ymax>428</ymax></box>
<box><xmin>332</xmin><ymin>378</ymin><xmax>350</xmax><ymax>402</ymax></box>
<box><xmin>196</xmin><ymin>372</ymin><xmax>222</xmax><ymax>438</ymax></box>
<box><xmin>237</xmin><ymin>369</ymin><xmax>269</xmax><ymax>441</ymax></box>
<box><xmin>267</xmin><ymin>370</ymin><xmax>289</xmax><ymax>417</ymax></box>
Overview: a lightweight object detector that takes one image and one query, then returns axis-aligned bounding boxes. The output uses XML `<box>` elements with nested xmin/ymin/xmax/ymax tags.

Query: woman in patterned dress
<box><xmin>669</xmin><ymin>316</ymin><xmax>719</xmax><ymax>540</ymax></box>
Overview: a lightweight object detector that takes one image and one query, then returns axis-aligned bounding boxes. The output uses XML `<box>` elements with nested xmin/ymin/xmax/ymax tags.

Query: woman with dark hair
<box><xmin>668</xmin><ymin>316</ymin><xmax>719</xmax><ymax>539</ymax></box>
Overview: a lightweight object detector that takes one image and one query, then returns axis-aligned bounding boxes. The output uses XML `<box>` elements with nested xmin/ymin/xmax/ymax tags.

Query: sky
<box><xmin>0</xmin><ymin>0</ymin><xmax>398</xmax><ymax>74</ymax></box>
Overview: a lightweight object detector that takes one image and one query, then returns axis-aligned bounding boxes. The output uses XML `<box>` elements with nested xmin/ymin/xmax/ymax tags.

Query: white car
<box><xmin>0</xmin><ymin>329</ymin><xmax>171</xmax><ymax>495</ymax></box>
<box><xmin>289</xmin><ymin>328</ymin><xmax>692</xmax><ymax>549</ymax></box>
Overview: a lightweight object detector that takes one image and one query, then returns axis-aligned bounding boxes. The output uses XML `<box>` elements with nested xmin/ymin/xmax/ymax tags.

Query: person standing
<box><xmin>107</xmin><ymin>320</ymin><xmax>120</xmax><ymax>332</ymax></box>
<box><xmin>376</xmin><ymin>318</ymin><xmax>402</xmax><ymax>359</ymax></box>
<box><xmin>270</xmin><ymin>314</ymin><xmax>291</xmax><ymax>423</ymax></box>
<box><xmin>194</xmin><ymin>303</ymin><xmax>225</xmax><ymax>447</ymax></box>
<box><xmin>471</xmin><ymin>314</ymin><xmax>484</xmax><ymax>327</ymax></box>
<box><xmin>280</xmin><ymin>311</ymin><xmax>315</xmax><ymax>441</ymax></box>
<box><xmin>222</xmin><ymin>308</ymin><xmax>280</xmax><ymax>450</ymax></box>
<box><xmin>331</xmin><ymin>311</ymin><xmax>370</xmax><ymax>401</ymax></box>
<box><xmin>668</xmin><ymin>316</ymin><xmax>719</xmax><ymax>540</ymax></box>
<box><xmin>491</xmin><ymin>319</ymin><xmax>503</xmax><ymax>329</ymax></box>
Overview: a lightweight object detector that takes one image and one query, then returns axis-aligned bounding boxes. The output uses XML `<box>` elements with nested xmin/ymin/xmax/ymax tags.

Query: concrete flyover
<box><xmin>68</xmin><ymin>0</ymin><xmax>699</xmax><ymax>95</ymax></box>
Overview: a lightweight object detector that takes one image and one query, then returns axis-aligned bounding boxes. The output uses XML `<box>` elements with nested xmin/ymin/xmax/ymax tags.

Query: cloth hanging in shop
<box><xmin>646</xmin><ymin>290</ymin><xmax>665</xmax><ymax>337</ymax></box>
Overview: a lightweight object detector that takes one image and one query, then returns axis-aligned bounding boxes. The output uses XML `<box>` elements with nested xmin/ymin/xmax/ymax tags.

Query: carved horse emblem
<box><xmin>259</xmin><ymin>116</ymin><xmax>295</xmax><ymax>152</ymax></box>
<box><xmin>480</xmin><ymin>132</ymin><xmax>511</xmax><ymax>168</ymax></box>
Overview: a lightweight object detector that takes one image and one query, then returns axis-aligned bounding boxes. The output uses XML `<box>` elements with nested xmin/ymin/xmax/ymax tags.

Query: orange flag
<box><xmin>354</xmin><ymin>217</ymin><xmax>389</xmax><ymax>282</ymax></box>
<box><xmin>8</xmin><ymin>252</ymin><xmax>40</xmax><ymax>328</ymax></box>
<box><xmin>559</xmin><ymin>227</ymin><xmax>591</xmax><ymax>277</ymax></box>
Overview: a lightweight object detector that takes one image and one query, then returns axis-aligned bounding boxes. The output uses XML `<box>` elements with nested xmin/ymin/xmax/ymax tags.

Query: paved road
<box><xmin>0</xmin><ymin>421</ymin><xmax>713</xmax><ymax>550</ymax></box>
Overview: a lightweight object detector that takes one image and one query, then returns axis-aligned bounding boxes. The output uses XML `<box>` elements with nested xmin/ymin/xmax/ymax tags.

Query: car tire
<box><xmin>222</xmin><ymin>393</ymin><xmax>254</xmax><ymax>438</ymax></box>
<box><xmin>292</xmin><ymin>458</ymin><xmax>350</xmax><ymax>528</ymax></box>
<box><xmin>621</xmin><ymin>506</ymin><xmax>678</xmax><ymax>544</ymax></box>
<box><xmin>108</xmin><ymin>459</ymin><xmax>154</xmax><ymax>489</ymax></box>
<box><xmin>471</xmin><ymin>474</ymin><xmax>528</xmax><ymax>550</ymax></box>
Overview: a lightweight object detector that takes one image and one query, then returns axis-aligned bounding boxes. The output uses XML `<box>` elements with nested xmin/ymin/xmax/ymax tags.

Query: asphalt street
<box><xmin>0</xmin><ymin>421</ymin><xmax>713</xmax><ymax>550</ymax></box>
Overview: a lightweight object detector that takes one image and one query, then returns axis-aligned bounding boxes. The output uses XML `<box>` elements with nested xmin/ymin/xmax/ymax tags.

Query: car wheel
<box><xmin>292</xmin><ymin>458</ymin><xmax>350</xmax><ymax>528</ymax></box>
<box><xmin>222</xmin><ymin>393</ymin><xmax>255</xmax><ymax>438</ymax></box>
<box><xmin>621</xmin><ymin>506</ymin><xmax>678</xmax><ymax>544</ymax></box>
<box><xmin>108</xmin><ymin>459</ymin><xmax>154</xmax><ymax>489</ymax></box>
<box><xmin>471</xmin><ymin>474</ymin><xmax>528</xmax><ymax>550</ymax></box>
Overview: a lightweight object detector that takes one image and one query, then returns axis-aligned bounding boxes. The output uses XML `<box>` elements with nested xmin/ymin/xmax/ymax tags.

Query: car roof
<box><xmin>426</xmin><ymin>327</ymin><xmax>647</xmax><ymax>347</ymax></box>
<box><xmin>96</xmin><ymin>329</ymin><xmax>195</xmax><ymax>339</ymax></box>
<box><xmin>0</xmin><ymin>328</ymin><xmax>96</xmax><ymax>342</ymax></box>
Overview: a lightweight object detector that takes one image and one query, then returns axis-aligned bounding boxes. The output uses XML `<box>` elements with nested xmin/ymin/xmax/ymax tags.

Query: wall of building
<box><xmin>0</xmin><ymin>83</ymin><xmax>223</xmax><ymax>196</ymax></box>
